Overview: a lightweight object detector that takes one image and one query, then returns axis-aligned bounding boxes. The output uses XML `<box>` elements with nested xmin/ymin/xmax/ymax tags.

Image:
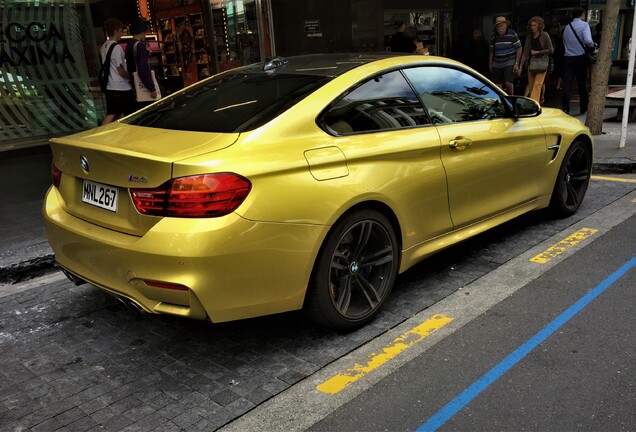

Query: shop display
<box><xmin>156</xmin><ymin>3</ymin><xmax>212</xmax><ymax>90</ymax></box>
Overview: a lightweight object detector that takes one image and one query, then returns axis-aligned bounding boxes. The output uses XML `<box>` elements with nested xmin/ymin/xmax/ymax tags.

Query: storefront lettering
<box><xmin>0</xmin><ymin>21</ymin><xmax>75</xmax><ymax>66</ymax></box>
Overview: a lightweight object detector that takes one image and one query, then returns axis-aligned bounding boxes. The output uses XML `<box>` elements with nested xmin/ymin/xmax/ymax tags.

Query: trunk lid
<box><xmin>51</xmin><ymin>123</ymin><xmax>240</xmax><ymax>236</ymax></box>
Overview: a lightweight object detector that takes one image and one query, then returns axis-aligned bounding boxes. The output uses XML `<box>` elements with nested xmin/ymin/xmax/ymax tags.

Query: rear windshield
<box><xmin>123</xmin><ymin>72</ymin><xmax>331</xmax><ymax>133</ymax></box>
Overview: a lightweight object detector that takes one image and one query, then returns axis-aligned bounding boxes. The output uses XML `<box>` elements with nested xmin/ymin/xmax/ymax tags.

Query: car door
<box><xmin>402</xmin><ymin>66</ymin><xmax>547</xmax><ymax>229</ymax></box>
<box><xmin>319</xmin><ymin>69</ymin><xmax>453</xmax><ymax>251</ymax></box>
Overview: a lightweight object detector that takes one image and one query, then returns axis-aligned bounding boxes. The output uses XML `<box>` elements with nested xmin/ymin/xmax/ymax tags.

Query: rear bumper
<box><xmin>43</xmin><ymin>187</ymin><xmax>329</xmax><ymax>323</ymax></box>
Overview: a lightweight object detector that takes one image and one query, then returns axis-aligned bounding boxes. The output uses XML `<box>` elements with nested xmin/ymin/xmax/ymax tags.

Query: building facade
<box><xmin>0</xmin><ymin>0</ymin><xmax>633</xmax><ymax>151</ymax></box>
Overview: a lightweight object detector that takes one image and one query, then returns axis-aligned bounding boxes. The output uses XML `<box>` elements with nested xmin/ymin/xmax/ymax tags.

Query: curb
<box><xmin>593</xmin><ymin>159</ymin><xmax>636</xmax><ymax>174</ymax></box>
<box><xmin>0</xmin><ymin>254</ymin><xmax>56</xmax><ymax>285</ymax></box>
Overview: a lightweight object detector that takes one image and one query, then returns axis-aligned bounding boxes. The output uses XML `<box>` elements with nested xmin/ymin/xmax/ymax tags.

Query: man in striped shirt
<box><xmin>489</xmin><ymin>16</ymin><xmax>522</xmax><ymax>95</ymax></box>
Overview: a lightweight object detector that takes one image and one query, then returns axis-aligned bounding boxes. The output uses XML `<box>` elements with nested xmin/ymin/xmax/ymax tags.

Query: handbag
<box><xmin>569</xmin><ymin>23</ymin><xmax>598</xmax><ymax>64</ymax></box>
<box><xmin>528</xmin><ymin>55</ymin><xmax>549</xmax><ymax>72</ymax></box>
<box><xmin>132</xmin><ymin>41</ymin><xmax>161</xmax><ymax>102</ymax></box>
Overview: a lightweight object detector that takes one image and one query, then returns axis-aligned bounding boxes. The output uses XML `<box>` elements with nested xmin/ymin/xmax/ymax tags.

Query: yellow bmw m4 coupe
<box><xmin>44</xmin><ymin>54</ymin><xmax>593</xmax><ymax>331</ymax></box>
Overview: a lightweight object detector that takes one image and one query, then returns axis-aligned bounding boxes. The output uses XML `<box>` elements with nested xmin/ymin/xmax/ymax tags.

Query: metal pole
<box><xmin>620</xmin><ymin>11</ymin><xmax>636</xmax><ymax>149</ymax></box>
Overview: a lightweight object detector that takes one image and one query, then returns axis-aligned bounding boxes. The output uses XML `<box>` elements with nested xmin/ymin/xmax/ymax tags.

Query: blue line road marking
<box><xmin>418</xmin><ymin>255</ymin><xmax>636</xmax><ymax>432</ymax></box>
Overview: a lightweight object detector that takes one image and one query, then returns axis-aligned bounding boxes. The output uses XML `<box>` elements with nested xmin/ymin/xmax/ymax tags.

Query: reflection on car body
<box><xmin>44</xmin><ymin>53</ymin><xmax>593</xmax><ymax>331</ymax></box>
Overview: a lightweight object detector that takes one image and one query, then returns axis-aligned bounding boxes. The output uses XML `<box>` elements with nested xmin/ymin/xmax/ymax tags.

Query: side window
<box><xmin>323</xmin><ymin>70</ymin><xmax>429</xmax><ymax>134</ymax></box>
<box><xmin>402</xmin><ymin>67</ymin><xmax>505</xmax><ymax>124</ymax></box>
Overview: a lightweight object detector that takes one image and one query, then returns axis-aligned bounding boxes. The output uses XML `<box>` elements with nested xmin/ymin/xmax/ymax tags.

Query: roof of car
<box><xmin>238</xmin><ymin>53</ymin><xmax>405</xmax><ymax>77</ymax></box>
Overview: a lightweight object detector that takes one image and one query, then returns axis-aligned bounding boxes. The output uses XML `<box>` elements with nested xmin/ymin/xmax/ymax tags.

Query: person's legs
<box><xmin>102</xmin><ymin>91</ymin><xmax>118</xmax><ymax>125</ymax></box>
<box><xmin>527</xmin><ymin>71</ymin><xmax>536</xmax><ymax>99</ymax></box>
<box><xmin>491</xmin><ymin>67</ymin><xmax>504</xmax><ymax>91</ymax></box>
<box><xmin>561</xmin><ymin>57</ymin><xmax>576</xmax><ymax>113</ymax></box>
<box><xmin>530</xmin><ymin>71</ymin><xmax>547</xmax><ymax>103</ymax></box>
<box><xmin>501</xmin><ymin>65</ymin><xmax>514</xmax><ymax>95</ymax></box>
<box><xmin>103</xmin><ymin>91</ymin><xmax>134</xmax><ymax>124</ymax></box>
<box><xmin>575</xmin><ymin>57</ymin><xmax>590</xmax><ymax>113</ymax></box>
<box><xmin>540</xmin><ymin>83</ymin><xmax>545</xmax><ymax>104</ymax></box>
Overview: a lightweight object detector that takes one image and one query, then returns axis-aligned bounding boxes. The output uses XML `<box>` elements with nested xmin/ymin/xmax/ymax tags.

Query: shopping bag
<box><xmin>132</xmin><ymin>70</ymin><xmax>161</xmax><ymax>102</ymax></box>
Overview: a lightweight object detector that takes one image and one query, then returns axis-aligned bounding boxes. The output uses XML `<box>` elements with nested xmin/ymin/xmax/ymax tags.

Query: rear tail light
<box><xmin>130</xmin><ymin>173</ymin><xmax>251</xmax><ymax>218</ymax></box>
<box><xmin>51</xmin><ymin>162</ymin><xmax>62</xmax><ymax>188</ymax></box>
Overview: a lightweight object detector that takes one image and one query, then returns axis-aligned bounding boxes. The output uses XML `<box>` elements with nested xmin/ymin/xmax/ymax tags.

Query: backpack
<box><xmin>98</xmin><ymin>42</ymin><xmax>117</xmax><ymax>93</ymax></box>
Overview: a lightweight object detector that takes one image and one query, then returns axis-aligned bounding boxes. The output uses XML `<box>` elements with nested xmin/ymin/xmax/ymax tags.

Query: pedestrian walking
<box><xmin>489</xmin><ymin>16</ymin><xmax>522</xmax><ymax>95</ymax></box>
<box><xmin>100</xmin><ymin>18</ymin><xmax>134</xmax><ymax>125</ymax></box>
<box><xmin>519</xmin><ymin>16</ymin><xmax>553</xmax><ymax>105</ymax></box>
<box><xmin>561</xmin><ymin>7</ymin><xmax>595</xmax><ymax>115</ymax></box>
<box><xmin>125</xmin><ymin>19</ymin><xmax>159</xmax><ymax>109</ymax></box>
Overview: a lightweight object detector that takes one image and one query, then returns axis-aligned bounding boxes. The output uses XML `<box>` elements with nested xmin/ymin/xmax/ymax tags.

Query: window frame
<box><xmin>317</xmin><ymin>66</ymin><xmax>433</xmax><ymax>137</ymax></box>
<box><xmin>400</xmin><ymin>63</ymin><xmax>513</xmax><ymax>125</ymax></box>
<box><xmin>317</xmin><ymin>62</ymin><xmax>516</xmax><ymax>136</ymax></box>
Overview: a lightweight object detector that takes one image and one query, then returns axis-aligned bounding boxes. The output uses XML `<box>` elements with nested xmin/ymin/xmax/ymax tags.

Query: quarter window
<box><xmin>323</xmin><ymin>71</ymin><xmax>429</xmax><ymax>134</ymax></box>
<box><xmin>402</xmin><ymin>67</ymin><xmax>505</xmax><ymax>124</ymax></box>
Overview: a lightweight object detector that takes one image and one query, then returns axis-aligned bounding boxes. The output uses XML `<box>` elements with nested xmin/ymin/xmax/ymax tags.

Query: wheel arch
<box><xmin>302</xmin><ymin>200</ymin><xmax>403</xmax><ymax>307</ymax></box>
<box><xmin>573</xmin><ymin>133</ymin><xmax>594</xmax><ymax>160</ymax></box>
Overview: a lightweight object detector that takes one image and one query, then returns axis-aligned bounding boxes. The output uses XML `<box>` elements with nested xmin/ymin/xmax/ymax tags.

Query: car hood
<box><xmin>49</xmin><ymin>123</ymin><xmax>240</xmax><ymax>236</ymax></box>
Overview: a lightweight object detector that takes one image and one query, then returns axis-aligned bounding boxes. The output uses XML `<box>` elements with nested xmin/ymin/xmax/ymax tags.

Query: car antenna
<box><xmin>263</xmin><ymin>56</ymin><xmax>288</xmax><ymax>71</ymax></box>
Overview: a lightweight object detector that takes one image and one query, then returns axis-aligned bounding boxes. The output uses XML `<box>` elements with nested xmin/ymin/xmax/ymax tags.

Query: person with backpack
<box><xmin>99</xmin><ymin>18</ymin><xmax>134</xmax><ymax>125</ymax></box>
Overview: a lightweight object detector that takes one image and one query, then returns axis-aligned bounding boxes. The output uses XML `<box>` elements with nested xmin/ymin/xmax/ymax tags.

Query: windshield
<box><xmin>123</xmin><ymin>72</ymin><xmax>331</xmax><ymax>133</ymax></box>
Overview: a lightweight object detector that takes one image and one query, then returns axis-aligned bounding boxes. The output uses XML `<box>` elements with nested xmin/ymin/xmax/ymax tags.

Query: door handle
<box><xmin>449</xmin><ymin>138</ymin><xmax>472</xmax><ymax>149</ymax></box>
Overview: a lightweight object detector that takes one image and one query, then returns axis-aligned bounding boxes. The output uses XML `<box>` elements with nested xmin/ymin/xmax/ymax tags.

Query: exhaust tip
<box><xmin>61</xmin><ymin>268</ymin><xmax>87</xmax><ymax>286</ymax></box>
<box><xmin>114</xmin><ymin>296</ymin><xmax>147</xmax><ymax>317</ymax></box>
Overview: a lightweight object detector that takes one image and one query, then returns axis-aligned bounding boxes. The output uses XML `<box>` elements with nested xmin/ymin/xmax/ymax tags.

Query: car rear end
<box><xmin>44</xmin><ymin>54</ymin><xmax>403</xmax><ymax>323</ymax></box>
<box><xmin>43</xmin><ymin>59</ymin><xmax>338</xmax><ymax>322</ymax></box>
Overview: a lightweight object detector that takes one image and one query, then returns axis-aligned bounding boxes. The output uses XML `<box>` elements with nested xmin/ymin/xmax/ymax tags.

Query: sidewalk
<box><xmin>1</xmin><ymin>107</ymin><xmax>635</xmax><ymax>285</ymax></box>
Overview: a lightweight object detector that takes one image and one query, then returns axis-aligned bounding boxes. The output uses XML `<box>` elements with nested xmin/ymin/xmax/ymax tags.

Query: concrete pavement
<box><xmin>0</xmin><ymin>106</ymin><xmax>635</xmax><ymax>286</ymax></box>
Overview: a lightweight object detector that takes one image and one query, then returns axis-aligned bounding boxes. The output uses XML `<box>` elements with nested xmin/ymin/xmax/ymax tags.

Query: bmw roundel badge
<box><xmin>80</xmin><ymin>156</ymin><xmax>90</xmax><ymax>172</ymax></box>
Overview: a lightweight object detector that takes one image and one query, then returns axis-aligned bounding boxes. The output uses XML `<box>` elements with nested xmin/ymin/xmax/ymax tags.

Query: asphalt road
<box><xmin>310</xmin><ymin>214</ymin><xmax>636</xmax><ymax>432</ymax></box>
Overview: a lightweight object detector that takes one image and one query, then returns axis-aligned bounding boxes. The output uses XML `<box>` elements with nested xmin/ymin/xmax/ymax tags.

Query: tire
<box><xmin>549</xmin><ymin>140</ymin><xmax>592</xmax><ymax>218</ymax></box>
<box><xmin>306</xmin><ymin>209</ymin><xmax>399</xmax><ymax>331</ymax></box>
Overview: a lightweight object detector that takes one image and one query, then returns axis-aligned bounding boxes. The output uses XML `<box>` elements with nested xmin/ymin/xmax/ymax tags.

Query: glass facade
<box><xmin>0</xmin><ymin>0</ymin><xmax>99</xmax><ymax>150</ymax></box>
<box><xmin>0</xmin><ymin>0</ymin><xmax>629</xmax><ymax>152</ymax></box>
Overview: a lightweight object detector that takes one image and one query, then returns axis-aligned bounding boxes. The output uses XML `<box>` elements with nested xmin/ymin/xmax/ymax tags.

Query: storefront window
<box><xmin>384</xmin><ymin>11</ymin><xmax>439</xmax><ymax>55</ymax></box>
<box><xmin>0</xmin><ymin>0</ymin><xmax>98</xmax><ymax>149</ymax></box>
<box><xmin>213</xmin><ymin>0</ymin><xmax>271</xmax><ymax>71</ymax></box>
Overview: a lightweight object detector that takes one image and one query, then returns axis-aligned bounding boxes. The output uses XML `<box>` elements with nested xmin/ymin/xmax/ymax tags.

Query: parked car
<box><xmin>44</xmin><ymin>53</ymin><xmax>593</xmax><ymax>331</ymax></box>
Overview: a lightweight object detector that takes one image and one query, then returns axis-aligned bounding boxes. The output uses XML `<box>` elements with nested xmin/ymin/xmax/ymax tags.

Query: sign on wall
<box><xmin>0</xmin><ymin>0</ymin><xmax>98</xmax><ymax>145</ymax></box>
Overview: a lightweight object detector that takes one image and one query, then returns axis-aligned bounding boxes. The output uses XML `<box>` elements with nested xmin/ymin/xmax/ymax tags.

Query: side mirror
<box><xmin>507</xmin><ymin>96</ymin><xmax>541</xmax><ymax>118</ymax></box>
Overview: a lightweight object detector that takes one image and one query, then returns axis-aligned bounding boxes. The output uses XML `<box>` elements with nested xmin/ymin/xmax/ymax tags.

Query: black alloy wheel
<box><xmin>549</xmin><ymin>140</ymin><xmax>592</xmax><ymax>217</ymax></box>
<box><xmin>307</xmin><ymin>209</ymin><xmax>399</xmax><ymax>331</ymax></box>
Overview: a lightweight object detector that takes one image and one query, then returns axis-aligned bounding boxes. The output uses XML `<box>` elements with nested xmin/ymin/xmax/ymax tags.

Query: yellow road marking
<box><xmin>591</xmin><ymin>175</ymin><xmax>636</xmax><ymax>184</ymax></box>
<box><xmin>317</xmin><ymin>314</ymin><xmax>453</xmax><ymax>394</ymax></box>
<box><xmin>530</xmin><ymin>228</ymin><xmax>598</xmax><ymax>264</ymax></box>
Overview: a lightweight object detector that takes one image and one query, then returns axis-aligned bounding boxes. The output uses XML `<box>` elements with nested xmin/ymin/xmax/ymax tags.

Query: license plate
<box><xmin>82</xmin><ymin>180</ymin><xmax>118</xmax><ymax>212</ymax></box>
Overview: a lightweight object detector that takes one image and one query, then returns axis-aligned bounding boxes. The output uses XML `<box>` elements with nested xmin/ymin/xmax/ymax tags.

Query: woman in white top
<box><xmin>100</xmin><ymin>18</ymin><xmax>134</xmax><ymax>125</ymax></box>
